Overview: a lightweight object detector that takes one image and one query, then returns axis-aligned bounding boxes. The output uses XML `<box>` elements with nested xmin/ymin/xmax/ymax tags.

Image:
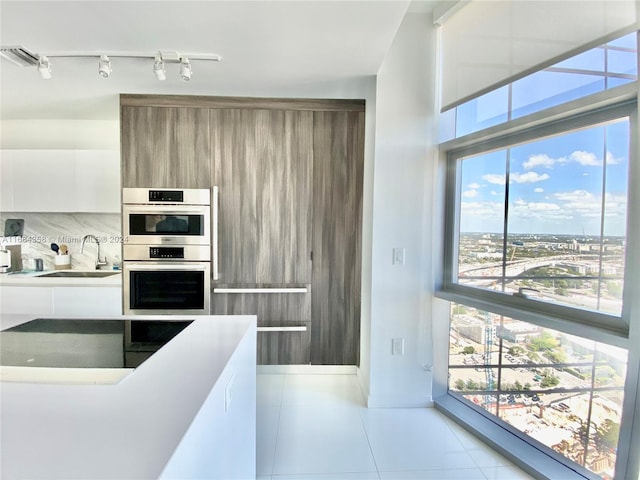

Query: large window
<box><xmin>455</xmin><ymin>117</ymin><xmax>629</xmax><ymax>317</ymax></box>
<box><xmin>440</xmin><ymin>32</ymin><xmax>638</xmax><ymax>142</ymax></box>
<box><xmin>449</xmin><ymin>305</ymin><xmax>627</xmax><ymax>479</ymax></box>
<box><xmin>439</xmin><ymin>31</ymin><xmax>638</xmax><ymax>480</ymax></box>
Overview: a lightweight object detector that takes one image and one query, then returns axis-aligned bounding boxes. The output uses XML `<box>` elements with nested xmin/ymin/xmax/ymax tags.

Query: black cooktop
<box><xmin>0</xmin><ymin>318</ymin><xmax>193</xmax><ymax>369</ymax></box>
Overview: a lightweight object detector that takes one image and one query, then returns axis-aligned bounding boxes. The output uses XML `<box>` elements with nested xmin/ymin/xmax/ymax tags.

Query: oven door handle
<box><xmin>124</xmin><ymin>263</ymin><xmax>209</xmax><ymax>271</ymax></box>
<box><xmin>123</xmin><ymin>207</ymin><xmax>210</xmax><ymax>215</ymax></box>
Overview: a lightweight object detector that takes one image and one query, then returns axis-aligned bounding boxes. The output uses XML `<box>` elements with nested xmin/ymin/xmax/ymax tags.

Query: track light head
<box><xmin>179</xmin><ymin>58</ymin><xmax>191</xmax><ymax>81</ymax></box>
<box><xmin>153</xmin><ymin>56</ymin><xmax>166</xmax><ymax>81</ymax></box>
<box><xmin>37</xmin><ymin>56</ymin><xmax>52</xmax><ymax>79</ymax></box>
<box><xmin>98</xmin><ymin>54</ymin><xmax>111</xmax><ymax>78</ymax></box>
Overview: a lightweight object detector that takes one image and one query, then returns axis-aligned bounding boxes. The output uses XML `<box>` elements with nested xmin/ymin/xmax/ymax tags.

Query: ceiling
<box><xmin>0</xmin><ymin>1</ymin><xmax>437</xmax><ymax>121</ymax></box>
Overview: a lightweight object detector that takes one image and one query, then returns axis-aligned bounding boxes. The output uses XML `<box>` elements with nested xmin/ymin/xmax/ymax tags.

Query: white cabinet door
<box><xmin>0</xmin><ymin>152</ymin><xmax>15</xmax><ymax>211</ymax></box>
<box><xmin>74</xmin><ymin>151</ymin><xmax>120</xmax><ymax>213</ymax></box>
<box><xmin>0</xmin><ymin>286</ymin><xmax>54</xmax><ymax>315</ymax></box>
<box><xmin>7</xmin><ymin>151</ymin><xmax>75</xmax><ymax>211</ymax></box>
<box><xmin>53</xmin><ymin>287</ymin><xmax>122</xmax><ymax>316</ymax></box>
<box><xmin>0</xmin><ymin>150</ymin><xmax>120</xmax><ymax>213</ymax></box>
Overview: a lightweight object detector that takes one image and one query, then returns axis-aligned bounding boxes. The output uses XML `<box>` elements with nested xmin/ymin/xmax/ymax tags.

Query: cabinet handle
<box><xmin>257</xmin><ymin>326</ymin><xmax>308</xmax><ymax>332</ymax></box>
<box><xmin>213</xmin><ymin>287</ymin><xmax>308</xmax><ymax>294</ymax></box>
<box><xmin>212</xmin><ymin>186</ymin><xmax>220</xmax><ymax>281</ymax></box>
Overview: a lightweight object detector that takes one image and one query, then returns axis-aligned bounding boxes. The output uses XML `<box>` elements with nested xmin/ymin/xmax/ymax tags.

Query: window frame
<box><xmin>438</xmin><ymin>92</ymin><xmax>638</xmax><ymax>347</ymax></box>
<box><xmin>434</xmin><ymin>83</ymin><xmax>640</xmax><ymax>480</ymax></box>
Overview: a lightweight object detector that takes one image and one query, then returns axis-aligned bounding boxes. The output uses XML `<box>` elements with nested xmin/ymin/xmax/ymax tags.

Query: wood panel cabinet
<box><xmin>121</xmin><ymin>106</ymin><xmax>211</xmax><ymax>188</ymax></box>
<box><xmin>310</xmin><ymin>111</ymin><xmax>365</xmax><ymax>365</ymax></box>
<box><xmin>211</xmin><ymin>288</ymin><xmax>310</xmax><ymax>364</ymax></box>
<box><xmin>120</xmin><ymin>95</ymin><xmax>365</xmax><ymax>366</ymax></box>
<box><xmin>212</xmin><ymin>109</ymin><xmax>313</xmax><ymax>284</ymax></box>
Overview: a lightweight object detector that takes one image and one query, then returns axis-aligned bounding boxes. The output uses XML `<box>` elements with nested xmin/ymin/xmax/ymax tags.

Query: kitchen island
<box><xmin>0</xmin><ymin>313</ymin><xmax>257</xmax><ymax>479</ymax></box>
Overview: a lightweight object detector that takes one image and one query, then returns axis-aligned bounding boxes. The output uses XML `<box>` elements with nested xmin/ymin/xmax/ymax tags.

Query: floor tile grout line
<box><xmin>355</xmin><ymin>397</ymin><xmax>382</xmax><ymax>479</ymax></box>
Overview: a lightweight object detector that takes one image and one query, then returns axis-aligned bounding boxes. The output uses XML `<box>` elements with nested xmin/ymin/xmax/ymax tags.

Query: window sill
<box><xmin>434</xmin><ymin>394</ymin><xmax>597</xmax><ymax>480</ymax></box>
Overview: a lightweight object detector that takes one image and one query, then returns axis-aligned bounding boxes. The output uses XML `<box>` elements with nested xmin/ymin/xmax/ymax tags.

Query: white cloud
<box><xmin>490</xmin><ymin>190</ymin><xmax>498</xmax><ymax>196</ymax></box>
<box><xmin>510</xmin><ymin>200</ymin><xmax>571</xmax><ymax>221</ymax></box>
<box><xmin>462</xmin><ymin>189</ymin><xmax>478</xmax><ymax>198</ymax></box>
<box><xmin>510</xmin><ymin>172</ymin><xmax>550</xmax><ymax>183</ymax></box>
<box><xmin>553</xmin><ymin>190</ymin><xmax>595</xmax><ymax>203</ymax></box>
<box><xmin>606</xmin><ymin>151</ymin><xmax>622</xmax><ymax>165</ymax></box>
<box><xmin>534</xmin><ymin>187</ymin><xmax>544</xmax><ymax>193</ymax></box>
<box><xmin>461</xmin><ymin>201</ymin><xmax>503</xmax><ymax>218</ymax></box>
<box><xmin>525</xmin><ymin>202</ymin><xmax>562</xmax><ymax>212</ymax></box>
<box><xmin>519</xmin><ymin>149</ymin><xmax>618</xmax><ymax>170</ymax></box>
<box><xmin>482</xmin><ymin>171</ymin><xmax>549</xmax><ymax>185</ymax></box>
<box><xmin>483</xmin><ymin>174</ymin><xmax>506</xmax><ymax>185</ymax></box>
<box><xmin>570</xmin><ymin>150</ymin><xmax>600</xmax><ymax>166</ymax></box>
<box><xmin>552</xmin><ymin>190</ymin><xmax>602</xmax><ymax>217</ymax></box>
<box><xmin>468</xmin><ymin>183</ymin><xmax>481</xmax><ymax>189</ymax></box>
<box><xmin>523</xmin><ymin>153</ymin><xmax>555</xmax><ymax>170</ymax></box>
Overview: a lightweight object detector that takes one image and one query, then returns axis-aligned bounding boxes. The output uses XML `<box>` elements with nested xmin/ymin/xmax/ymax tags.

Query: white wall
<box><xmin>1</xmin><ymin>120</ymin><xmax>120</xmax><ymax>150</ymax></box>
<box><xmin>359</xmin><ymin>12</ymin><xmax>438</xmax><ymax>408</ymax></box>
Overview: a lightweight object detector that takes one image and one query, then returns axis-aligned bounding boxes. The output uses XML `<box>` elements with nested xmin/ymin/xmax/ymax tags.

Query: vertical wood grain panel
<box><xmin>210</xmin><ymin>291</ymin><xmax>310</xmax><ymax>323</ymax></box>
<box><xmin>257</xmin><ymin>327</ymin><xmax>311</xmax><ymax>364</ymax></box>
<box><xmin>121</xmin><ymin>106</ymin><xmax>170</xmax><ymax>187</ymax></box>
<box><xmin>121</xmin><ymin>106</ymin><xmax>210</xmax><ymax>188</ymax></box>
<box><xmin>311</xmin><ymin>111</ymin><xmax>364</xmax><ymax>365</ymax></box>
<box><xmin>168</xmin><ymin>108</ymin><xmax>211</xmax><ymax>188</ymax></box>
<box><xmin>210</xmin><ymin>292</ymin><xmax>311</xmax><ymax>364</ymax></box>
<box><xmin>212</xmin><ymin>109</ymin><xmax>258</xmax><ymax>283</ymax></box>
<box><xmin>256</xmin><ymin>110</ymin><xmax>313</xmax><ymax>284</ymax></box>
<box><xmin>213</xmin><ymin>109</ymin><xmax>313</xmax><ymax>284</ymax></box>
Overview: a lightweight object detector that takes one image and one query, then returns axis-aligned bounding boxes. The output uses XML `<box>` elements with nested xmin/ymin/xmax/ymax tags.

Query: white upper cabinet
<box><xmin>0</xmin><ymin>150</ymin><xmax>120</xmax><ymax>212</ymax></box>
<box><xmin>73</xmin><ymin>150</ymin><xmax>120</xmax><ymax>212</ymax></box>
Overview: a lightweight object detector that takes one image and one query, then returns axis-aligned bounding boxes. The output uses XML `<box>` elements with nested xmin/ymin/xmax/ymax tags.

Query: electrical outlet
<box><xmin>392</xmin><ymin>337</ymin><xmax>404</xmax><ymax>355</ymax></box>
<box><xmin>392</xmin><ymin>247</ymin><xmax>405</xmax><ymax>265</ymax></box>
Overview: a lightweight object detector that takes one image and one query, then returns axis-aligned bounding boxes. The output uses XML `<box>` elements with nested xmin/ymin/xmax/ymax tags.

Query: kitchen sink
<box><xmin>37</xmin><ymin>271</ymin><xmax>120</xmax><ymax>278</ymax></box>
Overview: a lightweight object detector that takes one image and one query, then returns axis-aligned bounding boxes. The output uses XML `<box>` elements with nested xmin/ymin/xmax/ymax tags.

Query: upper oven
<box><xmin>122</xmin><ymin>188</ymin><xmax>211</xmax><ymax>245</ymax></box>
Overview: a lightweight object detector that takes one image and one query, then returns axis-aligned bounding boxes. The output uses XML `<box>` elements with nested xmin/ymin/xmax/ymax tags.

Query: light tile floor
<box><xmin>257</xmin><ymin>374</ymin><xmax>536</xmax><ymax>480</ymax></box>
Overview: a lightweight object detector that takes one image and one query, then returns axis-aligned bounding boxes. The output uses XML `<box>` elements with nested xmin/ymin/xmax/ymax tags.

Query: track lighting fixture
<box><xmin>37</xmin><ymin>56</ymin><xmax>52</xmax><ymax>79</ymax></box>
<box><xmin>0</xmin><ymin>47</ymin><xmax>222</xmax><ymax>81</ymax></box>
<box><xmin>179</xmin><ymin>58</ymin><xmax>192</xmax><ymax>81</ymax></box>
<box><xmin>153</xmin><ymin>56</ymin><xmax>166</xmax><ymax>81</ymax></box>
<box><xmin>98</xmin><ymin>55</ymin><xmax>111</xmax><ymax>78</ymax></box>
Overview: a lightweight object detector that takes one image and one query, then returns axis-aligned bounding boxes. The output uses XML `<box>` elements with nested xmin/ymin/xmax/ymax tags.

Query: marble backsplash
<box><xmin>0</xmin><ymin>213</ymin><xmax>122</xmax><ymax>271</ymax></box>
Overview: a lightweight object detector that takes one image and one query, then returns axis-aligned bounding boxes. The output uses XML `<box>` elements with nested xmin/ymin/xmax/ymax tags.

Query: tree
<box><xmin>462</xmin><ymin>346</ymin><xmax>476</xmax><ymax>355</ymax></box>
<box><xmin>540</xmin><ymin>374</ymin><xmax>560</xmax><ymax>388</ymax></box>
<box><xmin>595</xmin><ymin>419</ymin><xmax>620</xmax><ymax>452</ymax></box>
<box><xmin>454</xmin><ymin>379</ymin><xmax>466</xmax><ymax>391</ymax></box>
<box><xmin>509</xmin><ymin>346</ymin><xmax>524</xmax><ymax>356</ymax></box>
<box><xmin>529</xmin><ymin>332</ymin><xmax>559</xmax><ymax>351</ymax></box>
<box><xmin>514</xmin><ymin>380</ymin><xmax>523</xmax><ymax>391</ymax></box>
<box><xmin>545</xmin><ymin>349</ymin><xmax>567</xmax><ymax>364</ymax></box>
<box><xmin>465</xmin><ymin>379</ymin><xmax>483</xmax><ymax>390</ymax></box>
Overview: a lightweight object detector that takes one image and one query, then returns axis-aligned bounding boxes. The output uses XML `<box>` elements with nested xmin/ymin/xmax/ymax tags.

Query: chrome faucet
<box><xmin>81</xmin><ymin>234</ymin><xmax>108</xmax><ymax>270</ymax></box>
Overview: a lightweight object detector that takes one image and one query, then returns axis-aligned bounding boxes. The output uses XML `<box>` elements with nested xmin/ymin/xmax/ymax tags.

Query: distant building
<box><xmin>453</xmin><ymin>319</ymin><xmax>496</xmax><ymax>344</ymax></box>
<box><xmin>497</xmin><ymin>323</ymin><xmax>540</xmax><ymax>343</ymax></box>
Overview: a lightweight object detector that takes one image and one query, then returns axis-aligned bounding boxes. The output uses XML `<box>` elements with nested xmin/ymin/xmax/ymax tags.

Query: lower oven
<box><xmin>123</xmin><ymin>261</ymin><xmax>211</xmax><ymax>315</ymax></box>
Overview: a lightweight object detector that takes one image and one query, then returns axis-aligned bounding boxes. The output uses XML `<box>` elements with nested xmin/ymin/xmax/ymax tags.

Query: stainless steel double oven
<box><xmin>122</xmin><ymin>187</ymin><xmax>218</xmax><ymax>315</ymax></box>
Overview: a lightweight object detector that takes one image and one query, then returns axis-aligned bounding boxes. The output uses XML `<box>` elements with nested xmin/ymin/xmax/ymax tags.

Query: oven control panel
<box><xmin>149</xmin><ymin>247</ymin><xmax>185</xmax><ymax>259</ymax></box>
<box><xmin>148</xmin><ymin>190</ymin><xmax>184</xmax><ymax>202</ymax></box>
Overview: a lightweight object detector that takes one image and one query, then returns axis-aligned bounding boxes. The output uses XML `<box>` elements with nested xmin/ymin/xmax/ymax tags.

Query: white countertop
<box><xmin>0</xmin><ymin>270</ymin><xmax>122</xmax><ymax>287</ymax></box>
<box><xmin>0</xmin><ymin>313</ymin><xmax>257</xmax><ymax>479</ymax></box>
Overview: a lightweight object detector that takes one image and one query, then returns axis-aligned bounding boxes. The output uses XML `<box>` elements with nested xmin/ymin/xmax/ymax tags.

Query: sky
<box><xmin>456</xmin><ymin>33</ymin><xmax>635</xmax><ymax>237</ymax></box>
<box><xmin>459</xmin><ymin>120</ymin><xmax>630</xmax><ymax>236</ymax></box>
